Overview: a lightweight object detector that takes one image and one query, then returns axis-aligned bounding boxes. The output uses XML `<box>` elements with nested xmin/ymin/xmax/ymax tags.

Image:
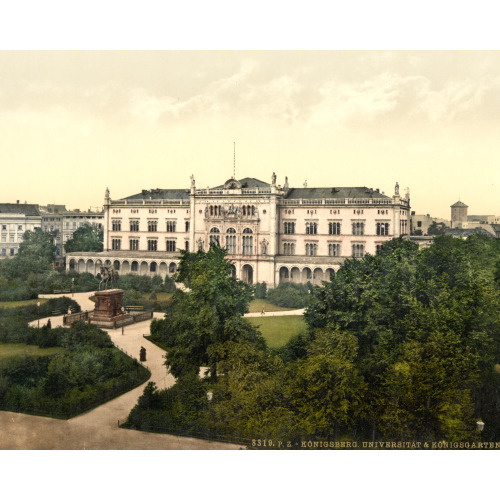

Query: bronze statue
<box><xmin>99</xmin><ymin>265</ymin><xmax>119</xmax><ymax>290</ymax></box>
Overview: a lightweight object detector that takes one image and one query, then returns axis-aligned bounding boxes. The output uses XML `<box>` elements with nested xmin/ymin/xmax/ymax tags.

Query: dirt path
<box><xmin>1</xmin><ymin>292</ymin><xmax>240</xmax><ymax>450</ymax></box>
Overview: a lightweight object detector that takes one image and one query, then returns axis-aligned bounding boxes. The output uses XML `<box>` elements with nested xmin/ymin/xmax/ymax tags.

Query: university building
<box><xmin>66</xmin><ymin>174</ymin><xmax>410</xmax><ymax>287</ymax></box>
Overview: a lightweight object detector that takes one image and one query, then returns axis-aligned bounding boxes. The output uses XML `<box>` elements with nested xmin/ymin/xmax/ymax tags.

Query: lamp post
<box><xmin>121</xmin><ymin>306</ymin><xmax>125</xmax><ymax>335</ymax></box>
<box><xmin>37</xmin><ymin>301</ymin><xmax>40</xmax><ymax>328</ymax></box>
<box><xmin>476</xmin><ymin>419</ymin><xmax>485</xmax><ymax>443</ymax></box>
<box><xmin>71</xmin><ymin>277</ymin><xmax>74</xmax><ymax>297</ymax></box>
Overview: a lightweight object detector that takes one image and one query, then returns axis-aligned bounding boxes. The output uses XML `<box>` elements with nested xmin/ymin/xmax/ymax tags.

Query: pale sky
<box><xmin>1</xmin><ymin>51</ymin><xmax>499</xmax><ymax>219</ymax></box>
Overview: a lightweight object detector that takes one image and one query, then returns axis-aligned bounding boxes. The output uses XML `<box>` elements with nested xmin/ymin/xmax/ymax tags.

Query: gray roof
<box><xmin>0</xmin><ymin>203</ymin><xmax>40</xmax><ymax>216</ymax></box>
<box><xmin>213</xmin><ymin>177</ymin><xmax>271</xmax><ymax>189</ymax></box>
<box><xmin>122</xmin><ymin>189</ymin><xmax>190</xmax><ymax>201</ymax></box>
<box><xmin>451</xmin><ymin>201</ymin><xmax>468</xmax><ymax>208</ymax></box>
<box><xmin>445</xmin><ymin>227</ymin><xmax>494</xmax><ymax>238</ymax></box>
<box><xmin>285</xmin><ymin>187</ymin><xmax>390</xmax><ymax>200</ymax></box>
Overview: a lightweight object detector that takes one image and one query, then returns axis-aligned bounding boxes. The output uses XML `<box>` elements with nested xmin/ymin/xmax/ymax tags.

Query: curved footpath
<box><xmin>0</xmin><ymin>292</ymin><xmax>241</xmax><ymax>450</ymax></box>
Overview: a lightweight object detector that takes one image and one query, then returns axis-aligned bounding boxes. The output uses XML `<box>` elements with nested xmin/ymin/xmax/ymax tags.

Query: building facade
<box><xmin>0</xmin><ymin>203</ymin><xmax>42</xmax><ymax>258</ymax></box>
<box><xmin>40</xmin><ymin>205</ymin><xmax>104</xmax><ymax>264</ymax></box>
<box><xmin>67</xmin><ymin>174</ymin><xmax>410</xmax><ymax>287</ymax></box>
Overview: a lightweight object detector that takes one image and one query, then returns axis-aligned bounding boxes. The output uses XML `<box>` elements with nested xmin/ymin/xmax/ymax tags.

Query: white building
<box><xmin>67</xmin><ymin>174</ymin><xmax>410</xmax><ymax>287</ymax></box>
<box><xmin>0</xmin><ymin>203</ymin><xmax>42</xmax><ymax>258</ymax></box>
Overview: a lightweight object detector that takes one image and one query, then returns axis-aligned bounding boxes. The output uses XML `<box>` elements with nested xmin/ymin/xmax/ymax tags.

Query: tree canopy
<box><xmin>150</xmin><ymin>246</ymin><xmax>263</xmax><ymax>380</ymax></box>
<box><xmin>64</xmin><ymin>224</ymin><xmax>103</xmax><ymax>253</ymax></box>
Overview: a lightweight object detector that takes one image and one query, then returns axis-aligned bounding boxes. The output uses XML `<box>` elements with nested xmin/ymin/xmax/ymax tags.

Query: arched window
<box><xmin>150</xmin><ymin>262</ymin><xmax>157</xmax><ymax>272</ymax></box>
<box><xmin>210</xmin><ymin>206</ymin><xmax>214</xmax><ymax>216</ymax></box>
<box><xmin>242</xmin><ymin>205</ymin><xmax>246</xmax><ymax>216</ymax></box>
<box><xmin>242</xmin><ymin>228</ymin><xmax>253</xmax><ymax>255</ymax></box>
<box><xmin>210</xmin><ymin>227</ymin><xmax>220</xmax><ymax>246</ymax></box>
<box><xmin>226</xmin><ymin>228</ymin><xmax>236</xmax><ymax>254</ymax></box>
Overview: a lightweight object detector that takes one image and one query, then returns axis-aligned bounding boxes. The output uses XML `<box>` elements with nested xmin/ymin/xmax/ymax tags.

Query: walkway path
<box><xmin>0</xmin><ymin>292</ymin><xmax>241</xmax><ymax>450</ymax></box>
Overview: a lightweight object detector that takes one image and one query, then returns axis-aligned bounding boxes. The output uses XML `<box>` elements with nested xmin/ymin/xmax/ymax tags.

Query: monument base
<box><xmin>90</xmin><ymin>289</ymin><xmax>129</xmax><ymax>327</ymax></box>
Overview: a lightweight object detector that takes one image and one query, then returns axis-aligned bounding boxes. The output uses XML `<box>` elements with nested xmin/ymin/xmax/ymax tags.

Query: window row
<box><xmin>112</xmin><ymin>220</ymin><xmax>189</xmax><ymax>233</ymax></box>
<box><xmin>281</xmin><ymin>242</ymin><xmax>367</xmax><ymax>257</ymax></box>
<box><xmin>0</xmin><ymin>248</ymin><xmax>15</xmax><ymax>256</ymax></box>
<box><xmin>206</xmin><ymin>205</ymin><xmax>258</xmax><ymax>218</ymax></box>
<box><xmin>111</xmin><ymin>239</ymin><xmax>188</xmax><ymax>252</ymax></box>
<box><xmin>282</xmin><ymin>221</ymin><xmax>392</xmax><ymax>236</ymax></box>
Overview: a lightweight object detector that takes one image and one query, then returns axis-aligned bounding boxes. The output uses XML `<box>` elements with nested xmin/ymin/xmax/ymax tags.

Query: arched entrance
<box><xmin>242</xmin><ymin>264</ymin><xmax>253</xmax><ymax>285</ymax></box>
<box><xmin>279</xmin><ymin>266</ymin><xmax>289</xmax><ymax>283</ymax></box>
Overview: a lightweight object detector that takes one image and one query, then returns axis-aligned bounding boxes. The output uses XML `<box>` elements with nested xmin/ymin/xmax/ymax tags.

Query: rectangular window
<box><xmin>1</xmin><ymin>225</ymin><xmax>6</xmax><ymax>230</ymax></box>
<box><xmin>305</xmin><ymin>243</ymin><xmax>318</xmax><ymax>256</ymax></box>
<box><xmin>284</xmin><ymin>222</ymin><xmax>295</xmax><ymax>234</ymax></box>
<box><xmin>112</xmin><ymin>220</ymin><xmax>121</xmax><ymax>231</ymax></box>
<box><xmin>9</xmin><ymin>234</ymin><xmax>14</xmax><ymax>243</ymax></box>
<box><xmin>226</xmin><ymin>235</ymin><xmax>236</xmax><ymax>254</ymax></box>
<box><xmin>166</xmin><ymin>221</ymin><xmax>176</xmax><ymax>232</ymax></box>
<box><xmin>185</xmin><ymin>221</ymin><xmax>190</xmax><ymax>232</ymax></box>
<box><xmin>306</xmin><ymin>222</ymin><xmax>318</xmax><ymax>235</ymax></box>
<box><xmin>129</xmin><ymin>239</ymin><xmax>139</xmax><ymax>251</ymax></box>
<box><xmin>352</xmin><ymin>244</ymin><xmax>364</xmax><ymax>258</ymax></box>
<box><xmin>10</xmin><ymin>248</ymin><xmax>14</xmax><ymax>256</ymax></box>
<box><xmin>130</xmin><ymin>220</ymin><xmax>139</xmax><ymax>232</ymax></box>
<box><xmin>1</xmin><ymin>235</ymin><xmax>5</xmax><ymax>242</ymax></box>
<box><xmin>352</xmin><ymin>222</ymin><xmax>365</xmax><ymax>236</ymax></box>
<box><xmin>376</xmin><ymin>222</ymin><xmax>390</xmax><ymax>236</ymax></box>
<box><xmin>166</xmin><ymin>240</ymin><xmax>176</xmax><ymax>252</ymax></box>
<box><xmin>111</xmin><ymin>239</ymin><xmax>121</xmax><ymax>250</ymax></box>
<box><xmin>73</xmin><ymin>222</ymin><xmax>76</xmax><ymax>229</ymax></box>
<box><xmin>283</xmin><ymin>242</ymin><xmax>295</xmax><ymax>255</ymax></box>
<box><xmin>329</xmin><ymin>222</ymin><xmax>341</xmax><ymax>235</ymax></box>
<box><xmin>1</xmin><ymin>248</ymin><xmax>5</xmax><ymax>256</ymax></box>
<box><xmin>417</xmin><ymin>221</ymin><xmax>422</xmax><ymax>228</ymax></box>
<box><xmin>328</xmin><ymin>243</ymin><xmax>341</xmax><ymax>256</ymax></box>
<box><xmin>148</xmin><ymin>239</ymin><xmax>158</xmax><ymax>251</ymax></box>
<box><xmin>148</xmin><ymin>220</ymin><xmax>158</xmax><ymax>232</ymax></box>
<box><xmin>18</xmin><ymin>225</ymin><xmax>22</xmax><ymax>231</ymax></box>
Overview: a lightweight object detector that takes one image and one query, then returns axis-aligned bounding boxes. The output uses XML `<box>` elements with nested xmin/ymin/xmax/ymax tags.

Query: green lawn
<box><xmin>246</xmin><ymin>315</ymin><xmax>306</xmax><ymax>348</ymax></box>
<box><xmin>0</xmin><ymin>299</ymin><xmax>48</xmax><ymax>309</ymax></box>
<box><xmin>248</xmin><ymin>299</ymin><xmax>296</xmax><ymax>313</ymax></box>
<box><xmin>0</xmin><ymin>343</ymin><xmax>62</xmax><ymax>361</ymax></box>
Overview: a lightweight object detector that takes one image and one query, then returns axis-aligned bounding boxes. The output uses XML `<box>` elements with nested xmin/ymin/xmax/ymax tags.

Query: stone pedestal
<box><xmin>91</xmin><ymin>289</ymin><xmax>128</xmax><ymax>326</ymax></box>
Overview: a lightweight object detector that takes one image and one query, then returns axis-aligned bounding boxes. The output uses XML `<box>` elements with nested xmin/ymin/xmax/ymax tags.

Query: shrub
<box><xmin>266</xmin><ymin>282</ymin><xmax>310</xmax><ymax>308</ymax></box>
<box><xmin>254</xmin><ymin>282</ymin><xmax>267</xmax><ymax>299</ymax></box>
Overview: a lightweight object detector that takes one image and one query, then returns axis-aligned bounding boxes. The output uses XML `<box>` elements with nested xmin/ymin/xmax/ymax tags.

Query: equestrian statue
<box><xmin>99</xmin><ymin>265</ymin><xmax>119</xmax><ymax>290</ymax></box>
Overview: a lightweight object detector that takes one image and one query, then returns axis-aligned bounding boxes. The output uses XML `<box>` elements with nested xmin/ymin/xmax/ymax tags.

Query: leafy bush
<box><xmin>254</xmin><ymin>282</ymin><xmax>267</xmax><ymax>299</ymax></box>
<box><xmin>266</xmin><ymin>282</ymin><xmax>310</xmax><ymax>308</ymax></box>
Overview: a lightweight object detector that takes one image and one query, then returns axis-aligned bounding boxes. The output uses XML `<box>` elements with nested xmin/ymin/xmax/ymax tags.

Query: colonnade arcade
<box><xmin>277</xmin><ymin>265</ymin><xmax>340</xmax><ymax>285</ymax></box>
<box><xmin>68</xmin><ymin>257</ymin><xmax>179</xmax><ymax>278</ymax></box>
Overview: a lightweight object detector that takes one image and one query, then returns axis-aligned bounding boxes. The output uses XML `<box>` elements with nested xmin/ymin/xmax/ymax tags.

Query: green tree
<box><xmin>13</xmin><ymin>229</ymin><xmax>56</xmax><ymax>277</ymax></box>
<box><xmin>151</xmin><ymin>246</ymin><xmax>262</xmax><ymax>381</ymax></box>
<box><xmin>64</xmin><ymin>224</ymin><xmax>103</xmax><ymax>253</ymax></box>
<box><xmin>427</xmin><ymin>221</ymin><xmax>446</xmax><ymax>235</ymax></box>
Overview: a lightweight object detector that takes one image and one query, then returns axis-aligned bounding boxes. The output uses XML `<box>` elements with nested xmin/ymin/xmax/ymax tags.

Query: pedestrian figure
<box><xmin>67</xmin><ymin>307</ymin><xmax>71</xmax><ymax>315</ymax></box>
<box><xmin>261</xmin><ymin>308</ymin><xmax>265</xmax><ymax>316</ymax></box>
<box><xmin>140</xmin><ymin>346</ymin><xmax>146</xmax><ymax>362</ymax></box>
<box><xmin>46</xmin><ymin>319</ymin><xmax>52</xmax><ymax>329</ymax></box>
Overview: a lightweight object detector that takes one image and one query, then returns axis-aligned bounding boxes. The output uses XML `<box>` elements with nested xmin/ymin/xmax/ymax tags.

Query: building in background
<box><xmin>0</xmin><ymin>202</ymin><xmax>41</xmax><ymax>258</ymax></box>
<box><xmin>67</xmin><ymin>174</ymin><xmax>410</xmax><ymax>287</ymax></box>
<box><xmin>40</xmin><ymin>205</ymin><xmax>104</xmax><ymax>265</ymax></box>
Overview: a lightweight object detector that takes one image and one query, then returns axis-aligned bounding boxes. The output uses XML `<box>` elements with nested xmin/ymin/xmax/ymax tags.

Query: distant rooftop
<box><xmin>121</xmin><ymin>177</ymin><xmax>394</xmax><ymax>201</ymax></box>
<box><xmin>451</xmin><ymin>201</ymin><xmax>468</xmax><ymax>208</ymax></box>
<box><xmin>0</xmin><ymin>203</ymin><xmax>40</xmax><ymax>216</ymax></box>
<box><xmin>285</xmin><ymin>187</ymin><xmax>390</xmax><ymax>200</ymax></box>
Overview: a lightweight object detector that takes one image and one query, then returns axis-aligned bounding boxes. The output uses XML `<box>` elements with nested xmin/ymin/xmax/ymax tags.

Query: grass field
<box><xmin>0</xmin><ymin>343</ymin><xmax>62</xmax><ymax>360</ymax></box>
<box><xmin>0</xmin><ymin>299</ymin><xmax>48</xmax><ymax>309</ymax></box>
<box><xmin>248</xmin><ymin>299</ymin><xmax>295</xmax><ymax>313</ymax></box>
<box><xmin>246</xmin><ymin>315</ymin><xmax>306</xmax><ymax>348</ymax></box>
